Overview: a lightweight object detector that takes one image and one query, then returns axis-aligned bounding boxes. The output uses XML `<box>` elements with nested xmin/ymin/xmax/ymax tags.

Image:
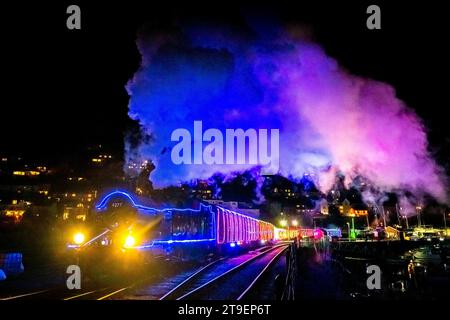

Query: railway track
<box><xmin>63</xmin><ymin>286</ymin><xmax>133</xmax><ymax>300</ymax></box>
<box><xmin>160</xmin><ymin>244</ymin><xmax>288</xmax><ymax>300</ymax></box>
<box><xmin>0</xmin><ymin>244</ymin><xmax>289</xmax><ymax>300</ymax></box>
<box><xmin>0</xmin><ymin>285</ymin><xmax>133</xmax><ymax>301</ymax></box>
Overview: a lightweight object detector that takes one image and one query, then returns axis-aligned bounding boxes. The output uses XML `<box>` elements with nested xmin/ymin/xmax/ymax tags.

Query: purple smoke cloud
<box><xmin>125</xmin><ymin>21</ymin><xmax>447</xmax><ymax>204</ymax></box>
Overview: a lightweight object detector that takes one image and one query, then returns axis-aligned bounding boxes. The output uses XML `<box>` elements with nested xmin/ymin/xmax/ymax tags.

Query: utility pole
<box><xmin>395</xmin><ymin>203</ymin><xmax>401</xmax><ymax>226</ymax></box>
<box><xmin>443</xmin><ymin>208</ymin><xmax>447</xmax><ymax>236</ymax></box>
<box><xmin>380</xmin><ymin>205</ymin><xmax>387</xmax><ymax>228</ymax></box>
<box><xmin>416</xmin><ymin>206</ymin><xmax>422</xmax><ymax>227</ymax></box>
<box><xmin>366</xmin><ymin>213</ymin><xmax>370</xmax><ymax>229</ymax></box>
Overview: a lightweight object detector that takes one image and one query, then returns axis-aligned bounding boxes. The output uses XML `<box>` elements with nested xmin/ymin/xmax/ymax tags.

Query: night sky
<box><xmin>1</xmin><ymin>1</ymin><xmax>449</xmax><ymax>172</ymax></box>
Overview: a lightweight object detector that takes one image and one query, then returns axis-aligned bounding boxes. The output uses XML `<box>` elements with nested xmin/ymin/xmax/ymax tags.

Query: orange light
<box><xmin>124</xmin><ymin>235</ymin><xmax>136</xmax><ymax>248</ymax></box>
<box><xmin>73</xmin><ymin>232</ymin><xmax>85</xmax><ymax>245</ymax></box>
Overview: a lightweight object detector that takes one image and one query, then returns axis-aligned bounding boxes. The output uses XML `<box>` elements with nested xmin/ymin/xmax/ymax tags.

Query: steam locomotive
<box><xmin>67</xmin><ymin>191</ymin><xmax>282</xmax><ymax>260</ymax></box>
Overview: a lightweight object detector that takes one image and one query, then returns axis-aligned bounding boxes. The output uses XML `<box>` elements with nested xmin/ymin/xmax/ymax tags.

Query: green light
<box><xmin>350</xmin><ymin>217</ymin><xmax>356</xmax><ymax>240</ymax></box>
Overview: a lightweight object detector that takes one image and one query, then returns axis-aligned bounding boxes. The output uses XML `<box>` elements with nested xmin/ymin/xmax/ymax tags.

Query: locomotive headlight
<box><xmin>73</xmin><ymin>232</ymin><xmax>85</xmax><ymax>245</ymax></box>
<box><xmin>124</xmin><ymin>235</ymin><xmax>136</xmax><ymax>248</ymax></box>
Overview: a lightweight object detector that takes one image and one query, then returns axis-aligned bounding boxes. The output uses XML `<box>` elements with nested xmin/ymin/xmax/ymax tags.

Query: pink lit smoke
<box><xmin>125</xmin><ymin>22</ymin><xmax>448</xmax><ymax>205</ymax></box>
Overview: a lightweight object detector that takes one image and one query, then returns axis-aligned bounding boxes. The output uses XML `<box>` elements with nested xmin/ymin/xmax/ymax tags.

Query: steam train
<box><xmin>67</xmin><ymin>191</ymin><xmax>283</xmax><ymax>260</ymax></box>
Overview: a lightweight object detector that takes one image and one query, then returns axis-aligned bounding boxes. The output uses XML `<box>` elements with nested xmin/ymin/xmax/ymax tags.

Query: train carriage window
<box><xmin>217</xmin><ymin>208</ymin><xmax>224</xmax><ymax>244</ymax></box>
<box><xmin>223</xmin><ymin>211</ymin><xmax>226</xmax><ymax>242</ymax></box>
<box><xmin>233</xmin><ymin>213</ymin><xmax>237</xmax><ymax>242</ymax></box>
<box><xmin>236</xmin><ymin>214</ymin><xmax>240</xmax><ymax>242</ymax></box>
<box><xmin>262</xmin><ymin>222</ymin><xmax>265</xmax><ymax>240</ymax></box>
<box><xmin>224</xmin><ymin>210</ymin><xmax>229</xmax><ymax>243</ymax></box>
<box><xmin>233</xmin><ymin>212</ymin><xmax>237</xmax><ymax>242</ymax></box>
<box><xmin>230</xmin><ymin>211</ymin><xmax>234</xmax><ymax>243</ymax></box>
<box><xmin>228</xmin><ymin>212</ymin><xmax>232</xmax><ymax>242</ymax></box>
<box><xmin>244</xmin><ymin>217</ymin><xmax>248</xmax><ymax>242</ymax></box>
<box><xmin>251</xmin><ymin>220</ymin><xmax>255</xmax><ymax>241</ymax></box>
<box><xmin>236</xmin><ymin>213</ymin><xmax>240</xmax><ymax>242</ymax></box>
<box><xmin>223</xmin><ymin>210</ymin><xmax>231</xmax><ymax>242</ymax></box>
<box><xmin>260</xmin><ymin>222</ymin><xmax>263</xmax><ymax>240</ymax></box>
<box><xmin>231</xmin><ymin>211</ymin><xmax>235</xmax><ymax>242</ymax></box>
<box><xmin>242</xmin><ymin>217</ymin><xmax>246</xmax><ymax>242</ymax></box>
<box><xmin>263</xmin><ymin>223</ymin><xmax>266</xmax><ymax>240</ymax></box>
<box><xmin>248</xmin><ymin>219</ymin><xmax>251</xmax><ymax>241</ymax></box>
<box><xmin>264</xmin><ymin>222</ymin><xmax>268</xmax><ymax>240</ymax></box>
<box><xmin>218</xmin><ymin>209</ymin><xmax>223</xmax><ymax>243</ymax></box>
<box><xmin>229</xmin><ymin>211</ymin><xmax>233</xmax><ymax>243</ymax></box>
<box><xmin>237</xmin><ymin>214</ymin><xmax>241</xmax><ymax>242</ymax></box>
<box><xmin>230</xmin><ymin>211</ymin><xmax>235</xmax><ymax>242</ymax></box>
<box><xmin>257</xmin><ymin>221</ymin><xmax>260</xmax><ymax>240</ymax></box>
<box><xmin>243</xmin><ymin>216</ymin><xmax>247</xmax><ymax>242</ymax></box>
<box><xmin>242</xmin><ymin>216</ymin><xmax>246</xmax><ymax>241</ymax></box>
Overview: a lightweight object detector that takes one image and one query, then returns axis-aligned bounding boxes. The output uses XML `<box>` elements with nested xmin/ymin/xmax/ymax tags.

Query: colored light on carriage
<box><xmin>313</xmin><ymin>229</ymin><xmax>324</xmax><ymax>240</ymax></box>
<box><xmin>230</xmin><ymin>242</ymin><xmax>236</xmax><ymax>248</ymax></box>
<box><xmin>73</xmin><ymin>232</ymin><xmax>85</xmax><ymax>245</ymax></box>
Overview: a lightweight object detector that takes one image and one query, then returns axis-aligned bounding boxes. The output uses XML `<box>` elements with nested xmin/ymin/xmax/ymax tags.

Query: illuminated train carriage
<box><xmin>215</xmin><ymin>206</ymin><xmax>275</xmax><ymax>245</ymax></box>
<box><xmin>68</xmin><ymin>191</ymin><xmax>280</xmax><ymax>258</ymax></box>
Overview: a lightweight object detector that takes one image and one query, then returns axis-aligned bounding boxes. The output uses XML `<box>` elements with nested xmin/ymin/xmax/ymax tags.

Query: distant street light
<box><xmin>291</xmin><ymin>219</ymin><xmax>298</xmax><ymax>227</ymax></box>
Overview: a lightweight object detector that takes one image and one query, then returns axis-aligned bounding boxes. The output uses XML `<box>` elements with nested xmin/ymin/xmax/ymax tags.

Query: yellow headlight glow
<box><xmin>73</xmin><ymin>232</ymin><xmax>85</xmax><ymax>245</ymax></box>
<box><xmin>124</xmin><ymin>235</ymin><xmax>136</xmax><ymax>248</ymax></box>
